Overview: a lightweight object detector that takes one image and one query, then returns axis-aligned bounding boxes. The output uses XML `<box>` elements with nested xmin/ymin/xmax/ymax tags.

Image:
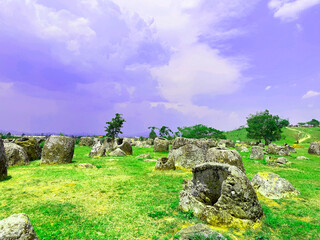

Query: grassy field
<box><xmin>225</xmin><ymin>127</ymin><xmax>320</xmax><ymax>145</ymax></box>
<box><xmin>0</xmin><ymin>143</ymin><xmax>319</xmax><ymax>239</ymax></box>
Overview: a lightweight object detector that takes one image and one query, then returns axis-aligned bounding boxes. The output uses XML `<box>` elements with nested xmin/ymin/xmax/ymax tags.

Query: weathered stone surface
<box><xmin>169</xmin><ymin>144</ymin><xmax>207</xmax><ymax>169</ymax></box>
<box><xmin>4</xmin><ymin>143</ymin><xmax>29</xmax><ymax>166</ymax></box>
<box><xmin>15</xmin><ymin>138</ymin><xmax>41</xmax><ymax>161</ymax></box>
<box><xmin>276</xmin><ymin>157</ymin><xmax>288</xmax><ymax>164</ymax></box>
<box><xmin>114</xmin><ymin>138</ymin><xmax>132</xmax><ymax>155</ymax></box>
<box><xmin>297</xmin><ymin>156</ymin><xmax>309</xmax><ymax>160</ymax></box>
<box><xmin>179</xmin><ymin>163</ymin><xmax>263</xmax><ymax>227</ymax></box>
<box><xmin>174</xmin><ymin>224</ymin><xmax>226</xmax><ymax>240</ymax></box>
<box><xmin>0</xmin><ymin>213</ymin><xmax>38</xmax><ymax>240</ymax></box>
<box><xmin>40</xmin><ymin>135</ymin><xmax>75</xmax><ymax>165</ymax></box>
<box><xmin>146</xmin><ymin>138</ymin><xmax>154</xmax><ymax>145</ymax></box>
<box><xmin>135</xmin><ymin>154</ymin><xmax>151</xmax><ymax>159</ymax></box>
<box><xmin>77</xmin><ymin>163</ymin><xmax>97</xmax><ymax>168</ymax></box>
<box><xmin>154</xmin><ymin>137</ymin><xmax>169</xmax><ymax>152</ymax></box>
<box><xmin>250</xmin><ymin>146</ymin><xmax>264</xmax><ymax>160</ymax></box>
<box><xmin>219</xmin><ymin>139</ymin><xmax>235</xmax><ymax>148</ymax></box>
<box><xmin>258</xmin><ymin>143</ymin><xmax>265</xmax><ymax>148</ymax></box>
<box><xmin>250</xmin><ymin>172</ymin><xmax>300</xmax><ymax>199</ymax></box>
<box><xmin>267</xmin><ymin>143</ymin><xmax>290</xmax><ymax>156</ymax></box>
<box><xmin>0</xmin><ymin>138</ymin><xmax>8</xmax><ymax>180</ymax></box>
<box><xmin>308</xmin><ymin>142</ymin><xmax>320</xmax><ymax>155</ymax></box>
<box><xmin>89</xmin><ymin>141</ymin><xmax>104</xmax><ymax>157</ymax></box>
<box><xmin>79</xmin><ymin>137</ymin><xmax>94</xmax><ymax>147</ymax></box>
<box><xmin>108</xmin><ymin>148</ymin><xmax>126</xmax><ymax>156</ymax></box>
<box><xmin>206</xmin><ymin>148</ymin><xmax>245</xmax><ymax>173</ymax></box>
<box><xmin>155</xmin><ymin>157</ymin><xmax>175</xmax><ymax>170</ymax></box>
<box><xmin>265</xmin><ymin>156</ymin><xmax>289</xmax><ymax>166</ymax></box>
<box><xmin>171</xmin><ymin>137</ymin><xmax>216</xmax><ymax>150</ymax></box>
<box><xmin>238</xmin><ymin>146</ymin><xmax>249</xmax><ymax>152</ymax></box>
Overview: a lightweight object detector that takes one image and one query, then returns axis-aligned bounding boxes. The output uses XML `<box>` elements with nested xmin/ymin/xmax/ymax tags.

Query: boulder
<box><xmin>174</xmin><ymin>224</ymin><xmax>226</xmax><ymax>240</ymax></box>
<box><xmin>171</xmin><ymin>137</ymin><xmax>216</xmax><ymax>150</ymax></box>
<box><xmin>89</xmin><ymin>141</ymin><xmax>105</xmax><ymax>157</ymax></box>
<box><xmin>297</xmin><ymin>156</ymin><xmax>309</xmax><ymax>160</ymax></box>
<box><xmin>146</xmin><ymin>138</ymin><xmax>154</xmax><ymax>145</ymax></box>
<box><xmin>238</xmin><ymin>146</ymin><xmax>249</xmax><ymax>153</ymax></box>
<box><xmin>267</xmin><ymin>143</ymin><xmax>290</xmax><ymax>156</ymax></box>
<box><xmin>258</xmin><ymin>143</ymin><xmax>265</xmax><ymax>148</ymax></box>
<box><xmin>219</xmin><ymin>139</ymin><xmax>235</xmax><ymax>148</ymax></box>
<box><xmin>108</xmin><ymin>148</ymin><xmax>126</xmax><ymax>156</ymax></box>
<box><xmin>15</xmin><ymin>138</ymin><xmax>41</xmax><ymax>161</ymax></box>
<box><xmin>179</xmin><ymin>163</ymin><xmax>263</xmax><ymax>227</ymax></box>
<box><xmin>308</xmin><ymin>142</ymin><xmax>320</xmax><ymax>155</ymax></box>
<box><xmin>155</xmin><ymin>157</ymin><xmax>175</xmax><ymax>170</ymax></box>
<box><xmin>154</xmin><ymin>138</ymin><xmax>169</xmax><ymax>152</ymax></box>
<box><xmin>4</xmin><ymin>143</ymin><xmax>29</xmax><ymax>166</ymax></box>
<box><xmin>250</xmin><ymin>172</ymin><xmax>300</xmax><ymax>199</ymax></box>
<box><xmin>135</xmin><ymin>154</ymin><xmax>151</xmax><ymax>159</ymax></box>
<box><xmin>169</xmin><ymin>143</ymin><xmax>207</xmax><ymax>169</ymax></box>
<box><xmin>79</xmin><ymin>137</ymin><xmax>94</xmax><ymax>147</ymax></box>
<box><xmin>206</xmin><ymin>148</ymin><xmax>245</xmax><ymax>173</ymax></box>
<box><xmin>40</xmin><ymin>135</ymin><xmax>75</xmax><ymax>165</ymax></box>
<box><xmin>114</xmin><ymin>138</ymin><xmax>132</xmax><ymax>155</ymax></box>
<box><xmin>276</xmin><ymin>157</ymin><xmax>288</xmax><ymax>164</ymax></box>
<box><xmin>0</xmin><ymin>213</ymin><xmax>38</xmax><ymax>240</ymax></box>
<box><xmin>77</xmin><ymin>163</ymin><xmax>97</xmax><ymax>168</ymax></box>
<box><xmin>0</xmin><ymin>138</ymin><xmax>8</xmax><ymax>180</ymax></box>
<box><xmin>250</xmin><ymin>146</ymin><xmax>264</xmax><ymax>160</ymax></box>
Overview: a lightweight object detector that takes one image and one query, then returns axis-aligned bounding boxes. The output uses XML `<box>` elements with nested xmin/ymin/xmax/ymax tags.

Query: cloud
<box><xmin>0</xmin><ymin>0</ymin><xmax>259</xmax><ymax>134</ymax></box>
<box><xmin>268</xmin><ymin>0</ymin><xmax>320</xmax><ymax>21</ymax></box>
<box><xmin>265</xmin><ymin>86</ymin><xmax>272</xmax><ymax>90</ymax></box>
<box><xmin>302</xmin><ymin>90</ymin><xmax>320</xmax><ymax>99</ymax></box>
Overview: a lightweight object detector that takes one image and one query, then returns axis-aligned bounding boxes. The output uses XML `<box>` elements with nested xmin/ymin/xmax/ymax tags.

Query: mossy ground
<box><xmin>0</xmin><ymin>144</ymin><xmax>319</xmax><ymax>239</ymax></box>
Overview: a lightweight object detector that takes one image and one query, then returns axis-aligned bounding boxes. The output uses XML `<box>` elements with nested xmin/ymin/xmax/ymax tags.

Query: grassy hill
<box><xmin>225</xmin><ymin>127</ymin><xmax>320</xmax><ymax>145</ymax></box>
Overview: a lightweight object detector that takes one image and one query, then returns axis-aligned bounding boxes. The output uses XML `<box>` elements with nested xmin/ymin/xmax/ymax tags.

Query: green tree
<box><xmin>246</xmin><ymin>110</ymin><xmax>289</xmax><ymax>144</ymax></box>
<box><xmin>159</xmin><ymin>126</ymin><xmax>173</xmax><ymax>138</ymax></box>
<box><xmin>298</xmin><ymin>122</ymin><xmax>306</xmax><ymax>126</ymax></box>
<box><xmin>148</xmin><ymin>126</ymin><xmax>158</xmax><ymax>139</ymax></box>
<box><xmin>105</xmin><ymin>113</ymin><xmax>126</xmax><ymax>141</ymax></box>
<box><xmin>307</xmin><ymin>119</ymin><xmax>320</xmax><ymax>127</ymax></box>
<box><xmin>176</xmin><ymin>124</ymin><xmax>226</xmax><ymax>139</ymax></box>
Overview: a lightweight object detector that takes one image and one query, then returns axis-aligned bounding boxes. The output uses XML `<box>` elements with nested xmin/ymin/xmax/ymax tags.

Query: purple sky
<box><xmin>0</xmin><ymin>0</ymin><xmax>320</xmax><ymax>136</ymax></box>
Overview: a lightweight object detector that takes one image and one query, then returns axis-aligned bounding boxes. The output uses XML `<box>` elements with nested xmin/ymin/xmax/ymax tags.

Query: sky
<box><xmin>0</xmin><ymin>0</ymin><xmax>320</xmax><ymax>136</ymax></box>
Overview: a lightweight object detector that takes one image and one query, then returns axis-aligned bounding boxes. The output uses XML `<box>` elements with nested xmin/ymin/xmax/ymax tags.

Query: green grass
<box><xmin>225</xmin><ymin>127</ymin><xmax>320</xmax><ymax>145</ymax></box>
<box><xmin>0</xmin><ymin>144</ymin><xmax>319</xmax><ymax>239</ymax></box>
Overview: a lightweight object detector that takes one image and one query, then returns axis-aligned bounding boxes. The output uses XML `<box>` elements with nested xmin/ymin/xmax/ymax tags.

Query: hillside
<box><xmin>225</xmin><ymin>127</ymin><xmax>320</xmax><ymax>145</ymax></box>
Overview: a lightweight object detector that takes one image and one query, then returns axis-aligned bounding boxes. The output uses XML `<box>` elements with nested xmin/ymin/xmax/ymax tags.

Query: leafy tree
<box><xmin>294</xmin><ymin>131</ymin><xmax>304</xmax><ymax>144</ymax></box>
<box><xmin>6</xmin><ymin>132</ymin><xmax>11</xmax><ymax>138</ymax></box>
<box><xmin>307</xmin><ymin>119</ymin><xmax>320</xmax><ymax>127</ymax></box>
<box><xmin>148</xmin><ymin>126</ymin><xmax>158</xmax><ymax>139</ymax></box>
<box><xmin>246</xmin><ymin>110</ymin><xmax>289</xmax><ymax>144</ymax></box>
<box><xmin>159</xmin><ymin>126</ymin><xmax>173</xmax><ymax>138</ymax></box>
<box><xmin>105</xmin><ymin>113</ymin><xmax>126</xmax><ymax>141</ymax></box>
<box><xmin>176</xmin><ymin>124</ymin><xmax>226</xmax><ymax>139</ymax></box>
<box><xmin>298</xmin><ymin>122</ymin><xmax>306</xmax><ymax>126</ymax></box>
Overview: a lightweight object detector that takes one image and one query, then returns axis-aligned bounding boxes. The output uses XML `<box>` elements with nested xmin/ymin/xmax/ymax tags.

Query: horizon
<box><xmin>1</xmin><ymin>0</ymin><xmax>320</xmax><ymax>136</ymax></box>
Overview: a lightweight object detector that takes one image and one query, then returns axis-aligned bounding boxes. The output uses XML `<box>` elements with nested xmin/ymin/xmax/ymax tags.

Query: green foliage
<box><xmin>176</xmin><ymin>124</ymin><xmax>226</xmax><ymax>139</ymax></box>
<box><xmin>246</xmin><ymin>110</ymin><xmax>289</xmax><ymax>144</ymax></box>
<box><xmin>307</xmin><ymin>119</ymin><xmax>320</xmax><ymax>127</ymax></box>
<box><xmin>148</xmin><ymin>127</ymin><xmax>158</xmax><ymax>140</ymax></box>
<box><xmin>59</xmin><ymin>132</ymin><xmax>65</xmax><ymax>136</ymax></box>
<box><xmin>104</xmin><ymin>113</ymin><xmax>126</xmax><ymax>140</ymax></box>
<box><xmin>159</xmin><ymin>126</ymin><xmax>173</xmax><ymax>138</ymax></box>
<box><xmin>147</xmin><ymin>210</ymin><xmax>168</xmax><ymax>218</ymax></box>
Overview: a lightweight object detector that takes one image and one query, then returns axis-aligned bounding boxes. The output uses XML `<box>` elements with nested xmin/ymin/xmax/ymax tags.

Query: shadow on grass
<box><xmin>0</xmin><ymin>176</ymin><xmax>12</xmax><ymax>182</ymax></box>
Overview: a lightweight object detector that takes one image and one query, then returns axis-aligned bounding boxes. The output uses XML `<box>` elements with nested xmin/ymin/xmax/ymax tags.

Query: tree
<box><xmin>246</xmin><ymin>110</ymin><xmax>289</xmax><ymax>144</ymax></box>
<box><xmin>307</xmin><ymin>119</ymin><xmax>320</xmax><ymax>127</ymax></box>
<box><xmin>148</xmin><ymin>126</ymin><xmax>158</xmax><ymax>139</ymax></box>
<box><xmin>159</xmin><ymin>126</ymin><xmax>173</xmax><ymax>138</ymax></box>
<box><xmin>298</xmin><ymin>122</ymin><xmax>306</xmax><ymax>127</ymax></box>
<box><xmin>105</xmin><ymin>113</ymin><xmax>126</xmax><ymax>141</ymax></box>
<box><xmin>176</xmin><ymin>124</ymin><xmax>226</xmax><ymax>139</ymax></box>
<box><xmin>294</xmin><ymin>131</ymin><xmax>304</xmax><ymax>144</ymax></box>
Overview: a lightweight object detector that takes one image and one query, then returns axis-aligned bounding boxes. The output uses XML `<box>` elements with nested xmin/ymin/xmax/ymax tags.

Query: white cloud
<box><xmin>302</xmin><ymin>90</ymin><xmax>320</xmax><ymax>99</ymax></box>
<box><xmin>265</xmin><ymin>85</ymin><xmax>272</xmax><ymax>90</ymax></box>
<box><xmin>268</xmin><ymin>0</ymin><xmax>320</xmax><ymax>21</ymax></box>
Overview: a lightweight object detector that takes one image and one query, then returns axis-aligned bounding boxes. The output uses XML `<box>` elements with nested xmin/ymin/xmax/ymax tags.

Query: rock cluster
<box><xmin>179</xmin><ymin>163</ymin><xmax>263</xmax><ymax>227</ymax></box>
<box><xmin>155</xmin><ymin>157</ymin><xmax>175</xmax><ymax>170</ymax></box>
<box><xmin>40</xmin><ymin>135</ymin><xmax>75</xmax><ymax>165</ymax></box>
<box><xmin>89</xmin><ymin>138</ymin><xmax>132</xmax><ymax>157</ymax></box>
<box><xmin>15</xmin><ymin>137</ymin><xmax>41</xmax><ymax>161</ymax></box>
<box><xmin>267</xmin><ymin>143</ymin><xmax>290</xmax><ymax>156</ymax></box>
<box><xmin>250</xmin><ymin>172</ymin><xmax>300</xmax><ymax>199</ymax></box>
<box><xmin>0</xmin><ymin>138</ymin><xmax>7</xmax><ymax>180</ymax></box>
